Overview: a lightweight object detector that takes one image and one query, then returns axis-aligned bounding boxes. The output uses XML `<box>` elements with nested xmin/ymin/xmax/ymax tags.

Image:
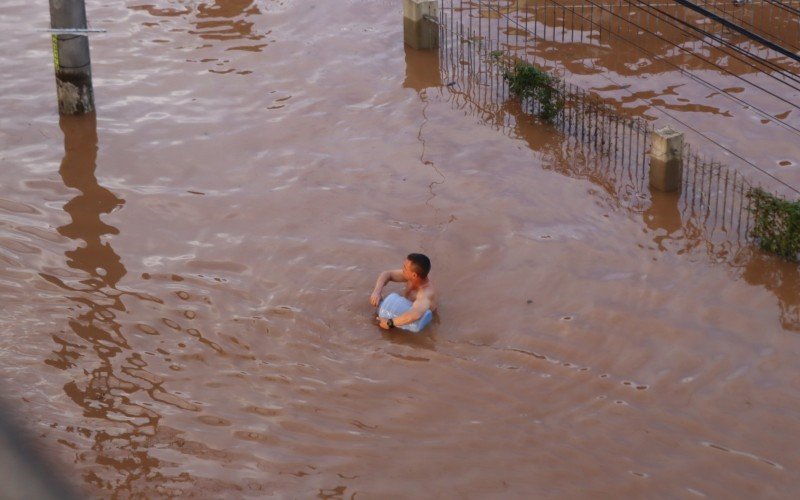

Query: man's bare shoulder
<box><xmin>420</xmin><ymin>282</ymin><xmax>437</xmax><ymax>311</ymax></box>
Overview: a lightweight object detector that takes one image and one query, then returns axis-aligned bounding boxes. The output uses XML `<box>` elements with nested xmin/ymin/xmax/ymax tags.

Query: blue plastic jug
<box><xmin>378</xmin><ymin>293</ymin><xmax>433</xmax><ymax>333</ymax></box>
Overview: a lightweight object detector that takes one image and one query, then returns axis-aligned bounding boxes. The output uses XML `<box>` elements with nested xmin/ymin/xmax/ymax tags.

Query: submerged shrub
<box><xmin>748</xmin><ymin>187</ymin><xmax>800</xmax><ymax>261</ymax></box>
<box><xmin>503</xmin><ymin>61</ymin><xmax>565</xmax><ymax>122</ymax></box>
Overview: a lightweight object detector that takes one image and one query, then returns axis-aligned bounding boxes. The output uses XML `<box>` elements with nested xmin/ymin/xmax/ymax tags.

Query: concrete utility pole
<box><xmin>49</xmin><ymin>0</ymin><xmax>94</xmax><ymax>114</ymax></box>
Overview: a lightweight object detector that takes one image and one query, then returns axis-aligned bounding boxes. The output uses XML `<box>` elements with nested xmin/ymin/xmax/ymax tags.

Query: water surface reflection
<box><xmin>2</xmin><ymin>0</ymin><xmax>799</xmax><ymax>495</ymax></box>
<box><xmin>435</xmin><ymin>35</ymin><xmax>798</xmax><ymax>334</ymax></box>
<box><xmin>740</xmin><ymin>250</ymin><xmax>800</xmax><ymax>332</ymax></box>
<box><xmin>43</xmin><ymin>114</ymin><xmax>167</xmax><ymax>492</ymax></box>
<box><xmin>131</xmin><ymin>0</ymin><xmax>270</xmax><ymax>74</ymax></box>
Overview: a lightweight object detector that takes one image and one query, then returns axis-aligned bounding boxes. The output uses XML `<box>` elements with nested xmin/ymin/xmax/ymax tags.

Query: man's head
<box><xmin>404</xmin><ymin>253</ymin><xmax>431</xmax><ymax>281</ymax></box>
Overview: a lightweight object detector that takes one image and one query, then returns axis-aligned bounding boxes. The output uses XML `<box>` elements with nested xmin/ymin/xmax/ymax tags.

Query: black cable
<box><xmin>668</xmin><ymin>0</ymin><xmax>800</xmax><ymax>63</ymax></box>
<box><xmin>451</xmin><ymin>25</ymin><xmax>798</xmax><ymax>201</ymax></box>
<box><xmin>471</xmin><ymin>1</ymin><xmax>800</xmax><ymax>194</ymax></box>
<box><xmin>440</xmin><ymin>7</ymin><xmax>799</xmax><ymax>196</ymax></box>
<box><xmin>593</xmin><ymin>66</ymin><xmax>800</xmax><ymax>196</ymax></box>
<box><xmin>696</xmin><ymin>0</ymin><xmax>800</xmax><ymax>52</ymax></box>
<box><xmin>604</xmin><ymin>0</ymin><xmax>800</xmax><ymax>111</ymax></box>
<box><xmin>600</xmin><ymin>0</ymin><xmax>800</xmax><ymax>101</ymax></box>
<box><xmin>630</xmin><ymin>0</ymin><xmax>800</xmax><ymax>89</ymax></box>
<box><xmin>765</xmin><ymin>0</ymin><xmax>800</xmax><ymax>17</ymax></box>
<box><xmin>486</xmin><ymin>0</ymin><xmax>800</xmax><ymax>135</ymax></box>
<box><xmin>440</xmin><ymin>5</ymin><xmax>800</xmax><ymax>195</ymax></box>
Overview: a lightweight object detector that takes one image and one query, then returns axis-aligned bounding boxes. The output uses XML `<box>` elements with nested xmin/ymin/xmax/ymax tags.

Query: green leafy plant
<box><xmin>748</xmin><ymin>187</ymin><xmax>800</xmax><ymax>261</ymax></box>
<box><xmin>503</xmin><ymin>61</ymin><xmax>565</xmax><ymax>122</ymax></box>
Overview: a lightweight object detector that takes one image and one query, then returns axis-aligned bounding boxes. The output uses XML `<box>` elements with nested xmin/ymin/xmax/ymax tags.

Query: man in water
<box><xmin>370</xmin><ymin>253</ymin><xmax>437</xmax><ymax>330</ymax></box>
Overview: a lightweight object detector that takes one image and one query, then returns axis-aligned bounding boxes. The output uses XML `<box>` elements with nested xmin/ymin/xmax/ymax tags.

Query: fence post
<box><xmin>649</xmin><ymin>126</ymin><xmax>683</xmax><ymax>192</ymax></box>
<box><xmin>49</xmin><ymin>0</ymin><xmax>95</xmax><ymax>115</ymax></box>
<box><xmin>404</xmin><ymin>0</ymin><xmax>439</xmax><ymax>50</ymax></box>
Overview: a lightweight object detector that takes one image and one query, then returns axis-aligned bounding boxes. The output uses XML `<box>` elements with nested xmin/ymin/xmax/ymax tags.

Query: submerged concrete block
<box><xmin>651</xmin><ymin>125</ymin><xmax>683</xmax><ymax>161</ymax></box>
<box><xmin>403</xmin><ymin>0</ymin><xmax>436</xmax><ymax>22</ymax></box>
<box><xmin>649</xmin><ymin>126</ymin><xmax>683</xmax><ymax>192</ymax></box>
<box><xmin>404</xmin><ymin>0</ymin><xmax>438</xmax><ymax>50</ymax></box>
<box><xmin>649</xmin><ymin>157</ymin><xmax>683</xmax><ymax>193</ymax></box>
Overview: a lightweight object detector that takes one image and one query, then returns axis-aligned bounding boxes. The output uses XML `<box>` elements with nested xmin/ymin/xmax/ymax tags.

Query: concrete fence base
<box><xmin>404</xmin><ymin>0</ymin><xmax>439</xmax><ymax>50</ymax></box>
<box><xmin>649</xmin><ymin>126</ymin><xmax>684</xmax><ymax>192</ymax></box>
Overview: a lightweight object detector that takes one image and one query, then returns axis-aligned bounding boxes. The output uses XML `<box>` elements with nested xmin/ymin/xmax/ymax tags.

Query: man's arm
<box><xmin>369</xmin><ymin>269</ymin><xmax>405</xmax><ymax>307</ymax></box>
<box><xmin>378</xmin><ymin>295</ymin><xmax>430</xmax><ymax>330</ymax></box>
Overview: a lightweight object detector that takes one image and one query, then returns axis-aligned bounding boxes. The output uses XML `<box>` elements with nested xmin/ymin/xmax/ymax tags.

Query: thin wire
<box><xmin>486</xmin><ymin>0</ymin><xmax>800</xmax><ymax>136</ymax></box>
<box><xmin>764</xmin><ymin>0</ymin><xmax>800</xmax><ymax>17</ymax></box>
<box><xmin>671</xmin><ymin>0</ymin><xmax>800</xmax><ymax>70</ymax></box>
<box><xmin>595</xmin><ymin>0</ymin><xmax>800</xmax><ymax>103</ymax></box>
<box><xmin>694</xmin><ymin>0</ymin><xmax>800</xmax><ymax>51</ymax></box>
<box><xmin>667</xmin><ymin>0</ymin><xmax>800</xmax><ymax>63</ymax></box>
<box><xmin>631</xmin><ymin>0</ymin><xmax>800</xmax><ymax>87</ymax></box>
<box><xmin>445</xmin><ymin>1</ymin><xmax>800</xmax><ymax>195</ymax></box>
<box><xmin>586</xmin><ymin>15</ymin><xmax>800</xmax><ymax>196</ymax></box>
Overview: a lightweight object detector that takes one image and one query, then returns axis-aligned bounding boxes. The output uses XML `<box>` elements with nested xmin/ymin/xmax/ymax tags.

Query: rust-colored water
<box><xmin>1</xmin><ymin>1</ymin><xmax>799</xmax><ymax>497</ymax></box>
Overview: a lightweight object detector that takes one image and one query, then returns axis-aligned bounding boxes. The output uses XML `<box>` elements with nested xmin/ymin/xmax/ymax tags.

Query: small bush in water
<box><xmin>749</xmin><ymin>187</ymin><xmax>800</xmax><ymax>261</ymax></box>
<box><xmin>503</xmin><ymin>62</ymin><xmax>565</xmax><ymax>122</ymax></box>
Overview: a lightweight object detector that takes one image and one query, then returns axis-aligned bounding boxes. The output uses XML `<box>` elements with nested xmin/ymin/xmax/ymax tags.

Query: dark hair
<box><xmin>406</xmin><ymin>253</ymin><xmax>431</xmax><ymax>279</ymax></box>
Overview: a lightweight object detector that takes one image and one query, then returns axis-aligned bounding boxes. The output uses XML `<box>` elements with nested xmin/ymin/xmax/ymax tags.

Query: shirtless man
<box><xmin>370</xmin><ymin>253</ymin><xmax>437</xmax><ymax>330</ymax></box>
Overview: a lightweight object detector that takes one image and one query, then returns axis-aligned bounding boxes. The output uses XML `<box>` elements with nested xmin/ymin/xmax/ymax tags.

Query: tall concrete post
<box><xmin>404</xmin><ymin>0</ymin><xmax>439</xmax><ymax>50</ymax></box>
<box><xmin>649</xmin><ymin>126</ymin><xmax>683</xmax><ymax>192</ymax></box>
<box><xmin>49</xmin><ymin>0</ymin><xmax>94</xmax><ymax>115</ymax></box>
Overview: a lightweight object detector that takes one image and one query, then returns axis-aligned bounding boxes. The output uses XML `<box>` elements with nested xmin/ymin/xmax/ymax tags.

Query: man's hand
<box><xmin>376</xmin><ymin>317</ymin><xmax>391</xmax><ymax>330</ymax></box>
<box><xmin>370</xmin><ymin>269</ymin><xmax>405</xmax><ymax>307</ymax></box>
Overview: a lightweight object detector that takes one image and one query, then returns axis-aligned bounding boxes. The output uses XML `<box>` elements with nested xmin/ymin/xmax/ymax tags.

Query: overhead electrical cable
<box><xmin>628</xmin><ymin>0</ymin><xmax>800</xmax><ymax>89</ymax></box>
<box><xmin>765</xmin><ymin>0</ymin><xmax>800</xmax><ymax>17</ymax></box>
<box><xmin>480</xmin><ymin>0</ymin><xmax>800</xmax><ymax>136</ymax></box>
<box><xmin>470</xmin><ymin>0</ymin><xmax>800</xmax><ymax>190</ymax></box>
<box><xmin>667</xmin><ymin>0</ymin><xmax>800</xmax><ymax>63</ymax></box>
<box><xmin>696</xmin><ymin>0</ymin><xmax>800</xmax><ymax>51</ymax></box>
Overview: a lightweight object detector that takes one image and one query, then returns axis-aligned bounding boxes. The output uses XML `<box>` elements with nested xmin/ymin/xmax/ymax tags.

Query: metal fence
<box><xmin>435</xmin><ymin>0</ymin><xmax>763</xmax><ymax>260</ymax></box>
<box><xmin>437</xmin><ymin>0</ymin><xmax>800</xmax><ymax>141</ymax></box>
<box><xmin>441</xmin><ymin>1</ymin><xmax>800</xmax><ymax>74</ymax></box>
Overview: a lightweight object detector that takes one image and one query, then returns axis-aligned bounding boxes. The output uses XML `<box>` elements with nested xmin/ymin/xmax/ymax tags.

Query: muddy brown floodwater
<box><xmin>1</xmin><ymin>0</ymin><xmax>799</xmax><ymax>498</ymax></box>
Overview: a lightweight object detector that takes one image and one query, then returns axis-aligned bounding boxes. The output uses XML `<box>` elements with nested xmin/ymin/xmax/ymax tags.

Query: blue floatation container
<box><xmin>378</xmin><ymin>293</ymin><xmax>433</xmax><ymax>333</ymax></box>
